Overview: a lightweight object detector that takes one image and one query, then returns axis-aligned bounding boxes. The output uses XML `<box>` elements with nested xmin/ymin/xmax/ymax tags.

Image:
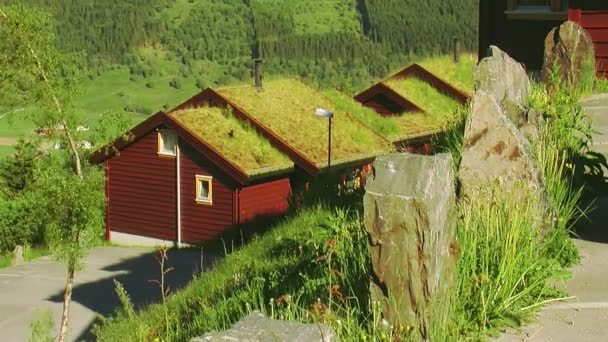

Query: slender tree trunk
<box><xmin>58</xmin><ymin>263</ymin><xmax>75</xmax><ymax>342</ymax></box>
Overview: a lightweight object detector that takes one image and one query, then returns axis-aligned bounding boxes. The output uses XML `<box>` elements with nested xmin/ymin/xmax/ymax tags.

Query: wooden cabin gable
<box><xmin>106</xmin><ymin>128</ymin><xmax>177</xmax><ymax>241</ymax></box>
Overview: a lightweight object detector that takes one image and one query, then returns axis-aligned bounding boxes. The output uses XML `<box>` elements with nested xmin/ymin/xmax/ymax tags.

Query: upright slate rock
<box><xmin>458</xmin><ymin>91</ymin><xmax>552</xmax><ymax>227</ymax></box>
<box><xmin>475</xmin><ymin>46</ymin><xmax>530</xmax><ymax>127</ymax></box>
<box><xmin>364</xmin><ymin>153</ymin><xmax>456</xmax><ymax>340</ymax></box>
<box><xmin>191</xmin><ymin>312</ymin><xmax>338</xmax><ymax>342</ymax></box>
<box><xmin>542</xmin><ymin>21</ymin><xmax>595</xmax><ymax>91</ymax></box>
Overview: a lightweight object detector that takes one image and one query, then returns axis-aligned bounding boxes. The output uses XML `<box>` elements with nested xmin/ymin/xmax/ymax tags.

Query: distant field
<box><xmin>0</xmin><ymin>145</ymin><xmax>14</xmax><ymax>159</ymax></box>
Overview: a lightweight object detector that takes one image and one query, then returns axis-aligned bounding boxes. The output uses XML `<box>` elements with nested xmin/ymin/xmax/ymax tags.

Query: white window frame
<box><xmin>158</xmin><ymin>129</ymin><xmax>177</xmax><ymax>157</ymax></box>
<box><xmin>195</xmin><ymin>175</ymin><xmax>213</xmax><ymax>205</ymax></box>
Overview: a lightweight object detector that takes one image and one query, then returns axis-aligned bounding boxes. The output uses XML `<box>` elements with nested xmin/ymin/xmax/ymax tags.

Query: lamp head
<box><xmin>315</xmin><ymin>108</ymin><xmax>333</xmax><ymax>118</ymax></box>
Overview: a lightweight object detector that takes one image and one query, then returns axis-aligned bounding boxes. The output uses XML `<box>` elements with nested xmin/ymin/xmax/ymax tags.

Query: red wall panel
<box><xmin>107</xmin><ymin>130</ymin><xmax>177</xmax><ymax>241</ymax></box>
<box><xmin>179</xmin><ymin>142</ymin><xmax>235</xmax><ymax>243</ymax></box>
<box><xmin>239</xmin><ymin>178</ymin><xmax>291</xmax><ymax>224</ymax></box>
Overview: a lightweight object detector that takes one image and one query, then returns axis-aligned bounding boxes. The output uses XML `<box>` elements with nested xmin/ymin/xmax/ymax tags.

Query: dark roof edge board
<box><xmin>392</xmin><ymin>129</ymin><xmax>446</xmax><ymax>147</ymax></box>
<box><xmin>88</xmin><ymin>111</ymin><xmax>251</xmax><ymax>185</ymax></box>
<box><xmin>393</xmin><ymin>63</ymin><xmax>471</xmax><ymax>104</ymax></box>
<box><xmin>169</xmin><ymin>88</ymin><xmax>321</xmax><ymax>177</ymax></box>
<box><xmin>354</xmin><ymin>82</ymin><xmax>427</xmax><ymax>114</ymax></box>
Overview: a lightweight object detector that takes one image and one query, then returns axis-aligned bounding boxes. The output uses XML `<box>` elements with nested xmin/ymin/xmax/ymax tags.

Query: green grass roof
<box><xmin>321</xmin><ymin>89</ymin><xmax>442</xmax><ymax>142</ymax></box>
<box><xmin>418</xmin><ymin>53</ymin><xmax>477</xmax><ymax>94</ymax></box>
<box><xmin>216</xmin><ymin>79</ymin><xmax>390</xmax><ymax>166</ymax></box>
<box><xmin>383</xmin><ymin>77</ymin><xmax>462</xmax><ymax>117</ymax></box>
<box><xmin>170</xmin><ymin>107</ymin><xmax>293</xmax><ymax>175</ymax></box>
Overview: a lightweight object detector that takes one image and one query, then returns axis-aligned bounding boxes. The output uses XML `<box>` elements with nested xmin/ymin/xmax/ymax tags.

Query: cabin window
<box><xmin>158</xmin><ymin>130</ymin><xmax>177</xmax><ymax>156</ymax></box>
<box><xmin>195</xmin><ymin>175</ymin><xmax>213</xmax><ymax>205</ymax></box>
<box><xmin>506</xmin><ymin>0</ymin><xmax>567</xmax><ymax>20</ymax></box>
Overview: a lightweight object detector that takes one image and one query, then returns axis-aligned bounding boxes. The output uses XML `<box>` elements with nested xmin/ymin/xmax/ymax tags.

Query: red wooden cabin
<box><xmin>479</xmin><ymin>0</ymin><xmax>608</xmax><ymax>77</ymax></box>
<box><xmin>89</xmin><ymin>111</ymin><xmax>294</xmax><ymax>246</ymax></box>
<box><xmin>90</xmin><ymin>78</ymin><xmax>390</xmax><ymax>246</ymax></box>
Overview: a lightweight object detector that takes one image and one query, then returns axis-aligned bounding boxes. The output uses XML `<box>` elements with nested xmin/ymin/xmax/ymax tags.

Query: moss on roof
<box><xmin>170</xmin><ymin>107</ymin><xmax>293</xmax><ymax>175</ymax></box>
<box><xmin>383</xmin><ymin>77</ymin><xmax>462</xmax><ymax>117</ymax></box>
<box><xmin>216</xmin><ymin>79</ymin><xmax>390</xmax><ymax>165</ymax></box>
<box><xmin>322</xmin><ymin>89</ymin><xmax>442</xmax><ymax>141</ymax></box>
<box><xmin>418</xmin><ymin>53</ymin><xmax>477</xmax><ymax>94</ymax></box>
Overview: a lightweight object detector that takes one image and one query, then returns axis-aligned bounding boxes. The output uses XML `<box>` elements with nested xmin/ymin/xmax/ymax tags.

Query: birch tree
<box><xmin>0</xmin><ymin>5</ymin><xmax>102</xmax><ymax>341</ymax></box>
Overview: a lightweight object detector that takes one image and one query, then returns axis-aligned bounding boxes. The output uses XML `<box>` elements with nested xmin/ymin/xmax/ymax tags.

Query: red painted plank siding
<box><xmin>596</xmin><ymin>43</ymin><xmax>608</xmax><ymax>58</ymax></box>
<box><xmin>580</xmin><ymin>11</ymin><xmax>608</xmax><ymax>27</ymax></box>
<box><xmin>107</xmin><ymin>130</ymin><xmax>177</xmax><ymax>241</ymax></box>
<box><xmin>239</xmin><ymin>178</ymin><xmax>291</xmax><ymax>224</ymax></box>
<box><xmin>179</xmin><ymin>142</ymin><xmax>235</xmax><ymax>243</ymax></box>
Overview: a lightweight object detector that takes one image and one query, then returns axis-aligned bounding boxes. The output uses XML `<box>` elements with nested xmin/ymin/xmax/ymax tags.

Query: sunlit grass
<box><xmin>217</xmin><ymin>79</ymin><xmax>390</xmax><ymax>164</ymax></box>
<box><xmin>418</xmin><ymin>52</ymin><xmax>477</xmax><ymax>94</ymax></box>
<box><xmin>170</xmin><ymin>107</ymin><xmax>292</xmax><ymax>174</ymax></box>
<box><xmin>384</xmin><ymin>77</ymin><xmax>462</xmax><ymax>117</ymax></box>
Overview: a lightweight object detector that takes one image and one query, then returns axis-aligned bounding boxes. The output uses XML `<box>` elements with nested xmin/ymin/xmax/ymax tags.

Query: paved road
<box><xmin>497</xmin><ymin>93</ymin><xmax>608</xmax><ymax>342</ymax></box>
<box><xmin>0</xmin><ymin>246</ymin><xmax>219</xmax><ymax>342</ymax></box>
<box><xmin>0</xmin><ymin>137</ymin><xmax>17</xmax><ymax>146</ymax></box>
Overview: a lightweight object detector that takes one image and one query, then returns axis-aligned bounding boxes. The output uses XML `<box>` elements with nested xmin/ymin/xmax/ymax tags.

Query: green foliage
<box><xmin>596</xmin><ymin>77</ymin><xmax>608</xmax><ymax>94</ymax></box>
<box><xmin>28</xmin><ymin>308</ymin><xmax>54</xmax><ymax>342</ymax></box>
<box><xmin>0</xmin><ymin>138</ymin><xmax>43</xmax><ymax>197</ymax></box>
<box><xmin>432</xmin><ymin>104</ymin><xmax>469</xmax><ymax>175</ymax></box>
<box><xmin>362</xmin><ymin>0</ymin><xmax>478</xmax><ymax>55</ymax></box>
<box><xmin>36</xmin><ymin>167</ymin><xmax>104</xmax><ymax>269</ymax></box>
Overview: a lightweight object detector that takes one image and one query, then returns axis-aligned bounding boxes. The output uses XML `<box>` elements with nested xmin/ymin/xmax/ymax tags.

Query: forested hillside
<box><xmin>1</xmin><ymin>0</ymin><xmax>479</xmax><ymax>116</ymax></box>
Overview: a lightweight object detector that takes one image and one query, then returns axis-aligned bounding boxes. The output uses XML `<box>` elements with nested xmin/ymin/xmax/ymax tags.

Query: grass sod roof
<box><xmin>322</xmin><ymin>89</ymin><xmax>443</xmax><ymax>142</ymax></box>
<box><xmin>216</xmin><ymin>79</ymin><xmax>391</xmax><ymax>167</ymax></box>
<box><xmin>383</xmin><ymin>77</ymin><xmax>462</xmax><ymax>118</ymax></box>
<box><xmin>417</xmin><ymin>52</ymin><xmax>477</xmax><ymax>94</ymax></box>
<box><xmin>169</xmin><ymin>107</ymin><xmax>294</xmax><ymax>176</ymax></box>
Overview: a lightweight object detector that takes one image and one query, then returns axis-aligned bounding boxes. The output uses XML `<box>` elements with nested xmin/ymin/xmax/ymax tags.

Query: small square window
<box><xmin>158</xmin><ymin>130</ymin><xmax>177</xmax><ymax>156</ymax></box>
<box><xmin>196</xmin><ymin>175</ymin><xmax>213</xmax><ymax>205</ymax></box>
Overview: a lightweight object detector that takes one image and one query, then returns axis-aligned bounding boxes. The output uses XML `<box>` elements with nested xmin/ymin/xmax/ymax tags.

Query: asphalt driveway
<box><xmin>0</xmin><ymin>246</ymin><xmax>219</xmax><ymax>341</ymax></box>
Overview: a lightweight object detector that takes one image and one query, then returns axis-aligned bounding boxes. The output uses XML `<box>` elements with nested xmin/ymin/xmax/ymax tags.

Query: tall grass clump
<box><xmin>450</xmin><ymin>187</ymin><xmax>562</xmax><ymax>338</ymax></box>
<box><xmin>430</xmin><ymin>65</ymin><xmax>590</xmax><ymax>338</ymax></box>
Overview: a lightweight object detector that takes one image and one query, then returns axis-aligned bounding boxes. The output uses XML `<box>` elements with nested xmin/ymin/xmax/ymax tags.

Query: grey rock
<box><xmin>12</xmin><ymin>245</ymin><xmax>24</xmax><ymax>265</ymax></box>
<box><xmin>542</xmin><ymin>21</ymin><xmax>595</xmax><ymax>91</ymax></box>
<box><xmin>364</xmin><ymin>153</ymin><xmax>456</xmax><ymax>340</ymax></box>
<box><xmin>191</xmin><ymin>311</ymin><xmax>338</xmax><ymax>342</ymax></box>
<box><xmin>475</xmin><ymin>46</ymin><xmax>530</xmax><ymax>127</ymax></box>
<box><xmin>458</xmin><ymin>91</ymin><xmax>553</xmax><ymax>228</ymax></box>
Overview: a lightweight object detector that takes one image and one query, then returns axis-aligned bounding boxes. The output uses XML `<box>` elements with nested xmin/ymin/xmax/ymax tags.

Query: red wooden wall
<box><xmin>179</xmin><ymin>142</ymin><xmax>236</xmax><ymax>243</ymax></box>
<box><xmin>107</xmin><ymin>130</ymin><xmax>177</xmax><ymax>241</ymax></box>
<box><xmin>239</xmin><ymin>178</ymin><xmax>291</xmax><ymax>224</ymax></box>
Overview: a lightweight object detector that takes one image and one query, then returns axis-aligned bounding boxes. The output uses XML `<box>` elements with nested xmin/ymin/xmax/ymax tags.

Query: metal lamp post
<box><xmin>315</xmin><ymin>108</ymin><xmax>333</xmax><ymax>170</ymax></box>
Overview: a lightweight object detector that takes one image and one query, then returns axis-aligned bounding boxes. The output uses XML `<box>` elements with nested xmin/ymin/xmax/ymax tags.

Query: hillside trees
<box><xmin>0</xmin><ymin>5</ymin><xmax>104</xmax><ymax>341</ymax></box>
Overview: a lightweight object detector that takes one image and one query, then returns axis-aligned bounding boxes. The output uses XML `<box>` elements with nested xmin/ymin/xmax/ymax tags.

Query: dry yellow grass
<box><xmin>217</xmin><ymin>79</ymin><xmax>390</xmax><ymax>165</ymax></box>
<box><xmin>170</xmin><ymin>107</ymin><xmax>293</xmax><ymax>174</ymax></box>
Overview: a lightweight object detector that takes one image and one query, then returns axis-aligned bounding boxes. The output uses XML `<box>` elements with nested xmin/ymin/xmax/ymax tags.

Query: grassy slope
<box><xmin>384</xmin><ymin>77</ymin><xmax>462</xmax><ymax>117</ymax></box>
<box><xmin>322</xmin><ymin>89</ymin><xmax>442</xmax><ymax>141</ymax></box>
<box><xmin>0</xmin><ymin>145</ymin><xmax>14</xmax><ymax>159</ymax></box>
<box><xmin>217</xmin><ymin>79</ymin><xmax>390</xmax><ymax>165</ymax></box>
<box><xmin>418</xmin><ymin>52</ymin><xmax>477</xmax><ymax>94</ymax></box>
<box><xmin>170</xmin><ymin>107</ymin><xmax>292</xmax><ymax>173</ymax></box>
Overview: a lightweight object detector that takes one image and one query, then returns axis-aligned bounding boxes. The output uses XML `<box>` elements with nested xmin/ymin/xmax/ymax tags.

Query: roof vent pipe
<box><xmin>254</xmin><ymin>58</ymin><xmax>263</xmax><ymax>91</ymax></box>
